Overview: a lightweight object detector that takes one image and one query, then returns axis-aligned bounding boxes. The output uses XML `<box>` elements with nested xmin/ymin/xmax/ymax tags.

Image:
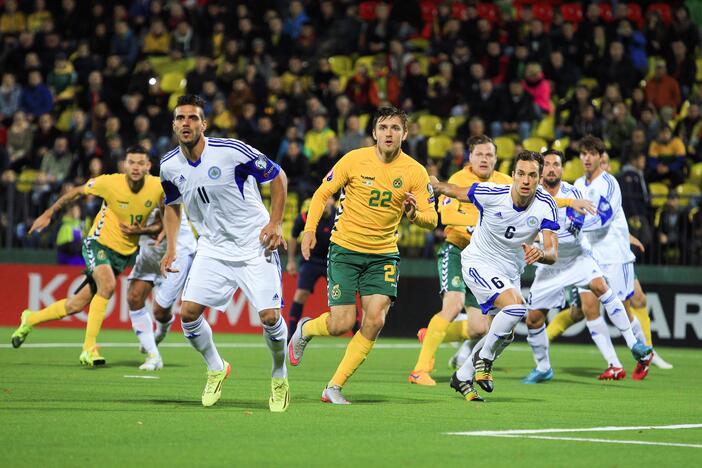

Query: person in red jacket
<box><xmin>645</xmin><ymin>60</ymin><xmax>682</xmax><ymax>112</ymax></box>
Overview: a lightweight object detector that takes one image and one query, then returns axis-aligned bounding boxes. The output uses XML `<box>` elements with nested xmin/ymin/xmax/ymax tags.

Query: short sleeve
<box><xmin>236</xmin><ymin>154</ymin><xmax>281</xmax><ymax>185</ymax></box>
<box><xmin>161</xmin><ymin>179</ymin><xmax>182</xmax><ymax>205</ymax></box>
<box><xmin>84</xmin><ymin>175</ymin><xmax>108</xmax><ymax>197</ymax></box>
<box><xmin>467</xmin><ymin>182</ymin><xmax>510</xmax><ymax>208</ymax></box>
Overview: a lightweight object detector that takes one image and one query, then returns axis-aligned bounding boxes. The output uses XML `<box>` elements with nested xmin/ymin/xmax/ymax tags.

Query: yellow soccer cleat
<box><xmin>11</xmin><ymin>310</ymin><xmax>33</xmax><ymax>348</ymax></box>
<box><xmin>202</xmin><ymin>360</ymin><xmax>231</xmax><ymax>407</ymax></box>
<box><xmin>269</xmin><ymin>377</ymin><xmax>290</xmax><ymax>412</ymax></box>
<box><xmin>407</xmin><ymin>371</ymin><xmax>437</xmax><ymax>386</ymax></box>
<box><xmin>79</xmin><ymin>346</ymin><xmax>106</xmax><ymax>367</ymax></box>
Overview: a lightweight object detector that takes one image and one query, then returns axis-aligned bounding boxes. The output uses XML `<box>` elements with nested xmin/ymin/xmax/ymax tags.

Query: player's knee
<box><xmin>590</xmin><ymin>280</ymin><xmax>609</xmax><ymax>298</ymax></box>
<box><xmin>259</xmin><ymin>308</ymin><xmax>280</xmax><ymax>326</ymax></box>
<box><xmin>327</xmin><ymin>314</ymin><xmax>355</xmax><ymax>335</ymax></box>
<box><xmin>179</xmin><ymin>304</ymin><xmax>201</xmax><ymax>323</ymax></box>
<box><xmin>96</xmin><ymin>279</ymin><xmax>116</xmax><ymax>298</ymax></box>
<box><xmin>127</xmin><ymin>289</ymin><xmax>145</xmax><ymax>310</ymax></box>
<box><xmin>362</xmin><ymin>313</ymin><xmax>385</xmax><ymax>333</ymax></box>
<box><xmin>152</xmin><ymin>302</ymin><xmax>171</xmax><ymax>322</ymax></box>
<box><xmin>526</xmin><ymin>311</ymin><xmax>545</xmax><ymax>329</ymax></box>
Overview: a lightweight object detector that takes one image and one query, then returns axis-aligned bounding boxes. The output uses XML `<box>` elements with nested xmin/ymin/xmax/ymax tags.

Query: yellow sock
<box><xmin>412</xmin><ymin>314</ymin><xmax>450</xmax><ymax>373</ymax></box>
<box><xmin>83</xmin><ymin>295</ymin><xmax>109</xmax><ymax>351</ymax></box>
<box><xmin>303</xmin><ymin>312</ymin><xmax>330</xmax><ymax>337</ymax></box>
<box><xmin>444</xmin><ymin>320</ymin><xmax>469</xmax><ymax>342</ymax></box>
<box><xmin>330</xmin><ymin>331</ymin><xmax>375</xmax><ymax>387</ymax></box>
<box><xmin>631</xmin><ymin>306</ymin><xmax>652</xmax><ymax>346</ymax></box>
<box><xmin>27</xmin><ymin>299</ymin><xmax>68</xmax><ymax>326</ymax></box>
<box><xmin>546</xmin><ymin>308</ymin><xmax>576</xmax><ymax>341</ymax></box>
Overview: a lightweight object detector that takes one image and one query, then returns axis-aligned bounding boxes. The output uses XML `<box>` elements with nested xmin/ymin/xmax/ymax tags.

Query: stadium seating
<box><xmin>16</xmin><ymin>169</ymin><xmax>38</xmax><ymax>193</ymax></box>
<box><xmin>647</xmin><ymin>3</ymin><xmax>672</xmax><ymax>25</ymax></box>
<box><xmin>562</xmin><ymin>159</ymin><xmax>584</xmax><ymax>183</ymax></box>
<box><xmin>533</xmin><ymin>114</ymin><xmax>555</xmax><ymax>141</ymax></box>
<box><xmin>522</xmin><ymin>137</ymin><xmax>548</xmax><ymax>153</ymax></box>
<box><xmin>675</xmin><ymin>182</ymin><xmax>701</xmax><ymax>207</ymax></box>
<box><xmin>551</xmin><ymin>137</ymin><xmax>570</xmax><ymax>152</ymax></box>
<box><xmin>649</xmin><ymin>182</ymin><xmax>669</xmax><ymax>208</ymax></box>
<box><xmin>354</xmin><ymin>55</ymin><xmax>376</xmax><ymax>72</ymax></box>
<box><xmin>561</xmin><ymin>3</ymin><xmax>584</xmax><ymax>23</ymax></box>
<box><xmin>689</xmin><ymin>162</ymin><xmax>702</xmax><ymax>186</ymax></box>
<box><xmin>416</xmin><ymin>114</ymin><xmax>442</xmax><ymax>137</ymax></box>
<box><xmin>626</xmin><ymin>3</ymin><xmax>644</xmax><ymax>28</ymax></box>
<box><xmin>329</xmin><ymin>56</ymin><xmax>353</xmax><ymax>76</ymax></box>
<box><xmin>608</xmin><ymin>158</ymin><xmax>621</xmax><ymax>175</ymax></box>
<box><xmin>160</xmin><ymin>72</ymin><xmax>186</xmax><ymax>94</ymax></box>
<box><xmin>494</xmin><ymin>136</ymin><xmax>515</xmax><ymax>160</ymax></box>
<box><xmin>443</xmin><ymin>116</ymin><xmax>466</xmax><ymax>138</ymax></box>
<box><xmin>427</xmin><ymin>135</ymin><xmax>453</xmax><ymax>160</ymax></box>
<box><xmin>477</xmin><ymin>3</ymin><xmax>500</xmax><ymax>23</ymax></box>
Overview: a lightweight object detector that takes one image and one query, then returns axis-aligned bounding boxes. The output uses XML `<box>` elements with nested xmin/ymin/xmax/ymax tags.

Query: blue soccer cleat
<box><xmin>631</xmin><ymin>341</ymin><xmax>653</xmax><ymax>362</ymax></box>
<box><xmin>522</xmin><ymin>368</ymin><xmax>554</xmax><ymax>384</ymax></box>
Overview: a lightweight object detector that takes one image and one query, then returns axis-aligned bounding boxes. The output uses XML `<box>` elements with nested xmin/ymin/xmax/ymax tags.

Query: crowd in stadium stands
<box><xmin>0</xmin><ymin>0</ymin><xmax>701</xmax><ymax>265</ymax></box>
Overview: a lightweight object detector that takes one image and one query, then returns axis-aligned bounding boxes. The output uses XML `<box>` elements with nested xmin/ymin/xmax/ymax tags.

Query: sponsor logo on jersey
<box><xmin>496</xmin><ymin>212</ymin><xmax>502</xmax><ymax>218</ymax></box>
<box><xmin>526</xmin><ymin>216</ymin><xmax>538</xmax><ymax>228</ymax></box>
<box><xmin>208</xmin><ymin>166</ymin><xmax>222</xmax><ymax>180</ymax></box>
<box><xmin>331</xmin><ymin>283</ymin><xmax>341</xmax><ymax>300</ymax></box>
<box><xmin>118</xmin><ymin>201</ymin><xmax>129</xmax><ymax>209</ymax></box>
<box><xmin>325</xmin><ymin>169</ymin><xmax>334</xmax><ymax>182</ymax></box>
<box><xmin>145</xmin><ymin>200</ymin><xmax>153</xmax><ymax>208</ymax></box>
<box><xmin>393</xmin><ymin>177</ymin><xmax>403</xmax><ymax>188</ymax></box>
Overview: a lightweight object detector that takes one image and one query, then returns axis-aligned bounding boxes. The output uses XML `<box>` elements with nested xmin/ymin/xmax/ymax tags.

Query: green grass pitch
<box><xmin>1</xmin><ymin>327</ymin><xmax>700</xmax><ymax>467</ymax></box>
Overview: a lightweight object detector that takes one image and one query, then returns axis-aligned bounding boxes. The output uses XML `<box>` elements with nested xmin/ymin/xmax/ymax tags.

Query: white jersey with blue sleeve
<box><xmin>159</xmin><ymin>137</ymin><xmax>281</xmax><ymax>262</ymax></box>
<box><xmin>574</xmin><ymin>171</ymin><xmax>635</xmax><ymax>265</ymax></box>
<box><xmin>462</xmin><ymin>183</ymin><xmax>560</xmax><ymax>279</ymax></box>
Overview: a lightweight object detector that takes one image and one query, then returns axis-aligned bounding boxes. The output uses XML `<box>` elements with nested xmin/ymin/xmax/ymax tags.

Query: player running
<box><xmin>430</xmin><ymin>151</ymin><xmax>559</xmax><ymax>401</ymax></box>
<box><xmin>126</xmin><ymin>208</ymin><xmax>197</xmax><ymax>370</ymax></box>
<box><xmin>523</xmin><ymin>150</ymin><xmax>652</xmax><ymax>384</ymax></box>
<box><xmin>11</xmin><ymin>145</ymin><xmax>163</xmax><ymax>366</ymax></box>
<box><xmin>159</xmin><ymin>94</ymin><xmax>290</xmax><ymax>411</ymax></box>
<box><xmin>288</xmin><ymin>106</ymin><xmax>438</xmax><ymax>404</ymax></box>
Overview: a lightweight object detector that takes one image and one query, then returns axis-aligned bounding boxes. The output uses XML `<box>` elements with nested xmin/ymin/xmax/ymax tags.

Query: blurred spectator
<box><xmin>142</xmin><ymin>19</ymin><xmax>171</xmax><ymax>57</ymax></box>
<box><xmin>171</xmin><ymin>21</ymin><xmax>200</xmax><ymax>58</ymax></box>
<box><xmin>402</xmin><ymin>121</ymin><xmax>428</xmax><ymax>166</ymax></box>
<box><xmin>621</xmin><ymin>128</ymin><xmax>649</xmax><ymax>164</ymax></box>
<box><xmin>491</xmin><ymin>80</ymin><xmax>536</xmax><ymax>141</ymax></box>
<box><xmin>361</xmin><ymin>2</ymin><xmax>398</xmax><ymax>54</ymax></box>
<box><xmin>615</xmin><ymin>20</ymin><xmax>647</xmax><ymax>73</ymax></box>
<box><xmin>401</xmin><ymin>61</ymin><xmax>428</xmax><ymax>111</ymax></box>
<box><xmin>283</xmin><ymin>1</ymin><xmax>310</xmax><ymax>40</ymax></box>
<box><xmin>667</xmin><ymin>40</ymin><xmax>696</xmax><ymax>98</ymax></box>
<box><xmin>209</xmin><ymin>96</ymin><xmax>235</xmax><ymax>137</ymax></box>
<box><xmin>647</xmin><ymin>125</ymin><xmax>686</xmax><ymax>187</ymax></box>
<box><xmin>0</xmin><ymin>72</ymin><xmax>22</xmax><ymax>125</ymax></box>
<box><xmin>522</xmin><ymin>62</ymin><xmax>552</xmax><ymax>116</ymax></box>
<box><xmin>314</xmin><ymin>136</ymin><xmax>342</xmax><ymax>182</ymax></box>
<box><xmin>111</xmin><ymin>21</ymin><xmax>139</xmax><ymax>67</ymax></box>
<box><xmin>304</xmin><ymin>114</ymin><xmax>335</xmax><ymax>163</ymax></box>
<box><xmin>468</xmin><ymin>78</ymin><xmax>499</xmax><ymax>124</ymax></box>
<box><xmin>32</xmin><ymin>113</ymin><xmax>58</xmax><ymax>163</ymax></box>
<box><xmin>440</xmin><ymin>140</ymin><xmax>468</xmax><ymax>180</ymax></box>
<box><xmin>27</xmin><ymin>0</ymin><xmax>52</xmax><ymax>34</ymax></box>
<box><xmin>36</xmin><ymin>136</ymin><xmax>73</xmax><ymax>202</ymax></box>
<box><xmin>427</xmin><ymin>61</ymin><xmax>459</xmax><ymax>117</ymax></box>
<box><xmin>279</xmin><ymin>140</ymin><xmax>311</xmax><ymax>203</ymax></box>
<box><xmin>657</xmin><ymin>192</ymin><xmax>689</xmax><ymax>264</ymax></box>
<box><xmin>605</xmin><ymin>102</ymin><xmax>637</xmax><ymax>157</ymax></box>
<box><xmin>47</xmin><ymin>54</ymin><xmax>78</xmax><ymax>102</ymax></box>
<box><xmin>56</xmin><ymin>202</ymin><xmax>84</xmax><ymax>266</ymax></box>
<box><xmin>675</xmin><ymin>102</ymin><xmax>702</xmax><ymax>150</ymax></box>
<box><xmin>598</xmin><ymin>41</ymin><xmax>641</xmax><ymax>99</ymax></box>
<box><xmin>670</xmin><ymin>5</ymin><xmax>700</xmax><ymax>53</ymax></box>
<box><xmin>249</xmin><ymin>115</ymin><xmax>280</xmax><ymax>158</ymax></box>
<box><xmin>6</xmin><ymin>111</ymin><xmax>34</xmax><ymax>173</ymax></box>
<box><xmin>20</xmin><ymin>70</ymin><xmax>53</xmax><ymax>119</ymax></box>
<box><xmin>345</xmin><ymin>65</ymin><xmax>374</xmax><ymax>113</ymax></box>
<box><xmin>544</xmin><ymin>50</ymin><xmax>579</xmax><ymax>99</ymax></box>
<box><xmin>645</xmin><ymin>11</ymin><xmax>668</xmax><ymax>58</ymax></box>
<box><xmin>68</xmin><ymin>132</ymin><xmax>102</xmax><ymax>184</ymax></box>
<box><xmin>619</xmin><ymin>152</ymin><xmax>653</xmax><ymax>248</ymax></box>
<box><xmin>67</xmin><ymin>109</ymin><xmax>89</xmax><ymax>151</ymax></box>
<box><xmin>645</xmin><ymin>60</ymin><xmax>682</xmax><ymax>112</ymax></box>
<box><xmin>339</xmin><ymin>115</ymin><xmax>365</xmax><ymax>155</ymax></box>
<box><xmin>639</xmin><ymin>105</ymin><xmax>662</xmax><ymax>143</ymax></box>
<box><xmin>0</xmin><ymin>0</ymin><xmax>26</xmax><ymax>35</ymax></box>
<box><xmin>570</xmin><ymin>105</ymin><xmax>603</xmax><ymax>145</ymax></box>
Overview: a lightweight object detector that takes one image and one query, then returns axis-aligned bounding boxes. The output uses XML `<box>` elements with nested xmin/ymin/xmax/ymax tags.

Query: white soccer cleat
<box><xmin>651</xmin><ymin>353</ymin><xmax>673</xmax><ymax>369</ymax></box>
<box><xmin>288</xmin><ymin>317</ymin><xmax>312</xmax><ymax>366</ymax></box>
<box><xmin>321</xmin><ymin>385</ymin><xmax>350</xmax><ymax>405</ymax></box>
<box><xmin>139</xmin><ymin>354</ymin><xmax>163</xmax><ymax>371</ymax></box>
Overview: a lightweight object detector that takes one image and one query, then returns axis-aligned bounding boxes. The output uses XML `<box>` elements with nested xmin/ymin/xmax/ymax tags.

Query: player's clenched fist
<box><xmin>522</xmin><ymin>243</ymin><xmax>545</xmax><ymax>265</ymax></box>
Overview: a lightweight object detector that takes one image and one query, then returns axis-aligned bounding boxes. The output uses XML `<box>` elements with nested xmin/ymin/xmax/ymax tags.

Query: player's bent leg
<box><xmin>80</xmin><ymin>264</ymin><xmax>116</xmax><ymax>367</ymax></box>
<box><xmin>410</xmin><ymin>291</ymin><xmax>464</xmax><ymax>385</ymax></box>
<box><xmin>128</xmin><ymin>279</ymin><xmax>160</xmax><ymax>367</ymax></box>
<box><xmin>581</xmin><ymin>291</ymin><xmax>625</xmax><ymax>377</ymax></box>
<box><xmin>449</xmin><ymin>307</ymin><xmax>488</xmax><ymax>370</ymax></box>
<box><xmin>523</xmin><ymin>309</ymin><xmax>553</xmax><ymax>384</ymax></box>
<box><xmin>152</xmin><ymin>302</ymin><xmax>174</xmax><ymax>347</ymax></box>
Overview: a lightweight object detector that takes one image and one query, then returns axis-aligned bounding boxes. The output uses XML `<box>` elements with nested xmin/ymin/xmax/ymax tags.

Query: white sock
<box><xmin>494</xmin><ymin>331</ymin><xmax>514</xmax><ymax>359</ymax></box>
<box><xmin>455</xmin><ymin>335</ymin><xmax>486</xmax><ymax>381</ymax></box>
<box><xmin>630</xmin><ymin>316</ymin><xmax>646</xmax><ymax>344</ymax></box>
<box><xmin>263</xmin><ymin>315</ymin><xmax>288</xmax><ymax>378</ymax></box>
<box><xmin>156</xmin><ymin>314</ymin><xmax>176</xmax><ymax>337</ymax></box>
<box><xmin>527</xmin><ymin>325</ymin><xmax>551</xmax><ymax>372</ymax></box>
<box><xmin>586</xmin><ymin>316</ymin><xmax>622</xmax><ymax>368</ymax></box>
<box><xmin>479</xmin><ymin>305</ymin><xmax>526</xmax><ymax>361</ymax></box>
<box><xmin>599</xmin><ymin>289</ymin><xmax>637</xmax><ymax>348</ymax></box>
<box><xmin>129</xmin><ymin>308</ymin><xmax>158</xmax><ymax>356</ymax></box>
<box><xmin>454</xmin><ymin>338</ymin><xmax>477</xmax><ymax>367</ymax></box>
<box><xmin>182</xmin><ymin>315</ymin><xmax>224</xmax><ymax>371</ymax></box>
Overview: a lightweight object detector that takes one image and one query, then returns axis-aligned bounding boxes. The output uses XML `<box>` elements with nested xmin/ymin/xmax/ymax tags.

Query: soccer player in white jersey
<box><xmin>574</xmin><ymin>136</ymin><xmax>654</xmax><ymax>380</ymax></box>
<box><xmin>430</xmin><ymin>151</ymin><xmax>559</xmax><ymax>401</ymax></box>
<box><xmin>523</xmin><ymin>150</ymin><xmax>653</xmax><ymax>384</ymax></box>
<box><xmin>126</xmin><ymin>208</ymin><xmax>197</xmax><ymax>371</ymax></box>
<box><xmin>159</xmin><ymin>95</ymin><xmax>290</xmax><ymax>411</ymax></box>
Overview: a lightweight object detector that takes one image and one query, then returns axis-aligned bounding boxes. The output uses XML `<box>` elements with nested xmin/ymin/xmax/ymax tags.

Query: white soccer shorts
<box><xmin>181</xmin><ymin>250</ymin><xmax>284</xmax><ymax>312</ymax></box>
<box><xmin>599</xmin><ymin>261</ymin><xmax>635</xmax><ymax>302</ymax></box>
<box><xmin>462</xmin><ymin>260</ymin><xmax>521</xmax><ymax>315</ymax></box>
<box><xmin>528</xmin><ymin>254</ymin><xmax>603</xmax><ymax>310</ymax></box>
<box><xmin>128</xmin><ymin>246</ymin><xmax>194</xmax><ymax>309</ymax></box>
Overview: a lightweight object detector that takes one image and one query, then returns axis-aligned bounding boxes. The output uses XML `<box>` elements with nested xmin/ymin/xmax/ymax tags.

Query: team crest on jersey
<box><xmin>393</xmin><ymin>177</ymin><xmax>403</xmax><ymax>188</ymax></box>
<box><xmin>451</xmin><ymin>275</ymin><xmax>462</xmax><ymax>288</ymax></box>
<box><xmin>255</xmin><ymin>155</ymin><xmax>267</xmax><ymax>170</ymax></box>
<box><xmin>87</xmin><ymin>179</ymin><xmax>95</xmax><ymax>188</ymax></box>
<box><xmin>325</xmin><ymin>169</ymin><xmax>334</xmax><ymax>182</ymax></box>
<box><xmin>144</xmin><ymin>200</ymin><xmax>153</xmax><ymax>208</ymax></box>
<box><xmin>97</xmin><ymin>250</ymin><xmax>106</xmax><ymax>260</ymax></box>
<box><xmin>331</xmin><ymin>283</ymin><xmax>341</xmax><ymax>300</ymax></box>
<box><xmin>208</xmin><ymin>166</ymin><xmax>222</xmax><ymax>180</ymax></box>
<box><xmin>526</xmin><ymin>216</ymin><xmax>538</xmax><ymax>228</ymax></box>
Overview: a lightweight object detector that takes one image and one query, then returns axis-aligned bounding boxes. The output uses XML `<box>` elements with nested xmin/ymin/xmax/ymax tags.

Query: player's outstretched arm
<box><xmin>522</xmin><ymin>230</ymin><xmax>558</xmax><ymax>265</ymax></box>
<box><xmin>555</xmin><ymin>197</ymin><xmax>596</xmax><ymax>215</ymax></box>
<box><xmin>260</xmin><ymin>170</ymin><xmax>288</xmax><ymax>251</ymax></box>
<box><xmin>29</xmin><ymin>184</ymin><xmax>86</xmax><ymax>235</ymax></box>
<box><xmin>160</xmin><ymin>204</ymin><xmax>181</xmax><ymax>276</ymax></box>
<box><xmin>429</xmin><ymin>176</ymin><xmax>471</xmax><ymax>203</ymax></box>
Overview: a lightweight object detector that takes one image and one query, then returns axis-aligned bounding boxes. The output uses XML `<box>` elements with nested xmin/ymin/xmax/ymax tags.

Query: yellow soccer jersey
<box><xmin>304</xmin><ymin>146</ymin><xmax>438</xmax><ymax>254</ymax></box>
<box><xmin>441</xmin><ymin>167</ymin><xmax>513</xmax><ymax>249</ymax></box>
<box><xmin>84</xmin><ymin>174</ymin><xmax>164</xmax><ymax>256</ymax></box>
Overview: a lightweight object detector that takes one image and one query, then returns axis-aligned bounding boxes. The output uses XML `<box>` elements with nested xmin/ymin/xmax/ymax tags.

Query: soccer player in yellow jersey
<box><xmin>409</xmin><ymin>135</ymin><xmax>512</xmax><ymax>386</ymax></box>
<box><xmin>288</xmin><ymin>106</ymin><xmax>438</xmax><ymax>404</ymax></box>
<box><xmin>10</xmin><ymin>146</ymin><xmax>164</xmax><ymax>366</ymax></box>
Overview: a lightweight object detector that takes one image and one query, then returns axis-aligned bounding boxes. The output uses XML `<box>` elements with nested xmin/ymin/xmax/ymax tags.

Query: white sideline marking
<box><xmin>445</xmin><ymin>424</ymin><xmax>702</xmax><ymax>449</ymax></box>
<box><xmin>123</xmin><ymin>375</ymin><xmax>160</xmax><ymax>380</ymax></box>
<box><xmin>0</xmin><ymin>342</ymin><xmax>422</xmax><ymax>350</ymax></box>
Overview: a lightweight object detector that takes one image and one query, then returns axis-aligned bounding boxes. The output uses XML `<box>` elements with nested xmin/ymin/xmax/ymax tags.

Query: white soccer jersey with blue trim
<box><xmin>159</xmin><ymin>137</ymin><xmax>281</xmax><ymax>262</ymax></box>
<box><xmin>574</xmin><ymin>171</ymin><xmax>635</xmax><ymax>265</ymax></box>
<box><xmin>137</xmin><ymin>208</ymin><xmax>197</xmax><ymax>255</ymax></box>
<box><xmin>539</xmin><ymin>181</ymin><xmax>591</xmax><ymax>268</ymax></box>
<box><xmin>462</xmin><ymin>182</ymin><xmax>560</xmax><ymax>278</ymax></box>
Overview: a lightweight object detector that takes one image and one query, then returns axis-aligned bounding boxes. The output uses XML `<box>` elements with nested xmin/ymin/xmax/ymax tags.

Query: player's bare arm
<box><xmin>260</xmin><ymin>169</ymin><xmax>288</xmax><ymax>251</ymax></box>
<box><xmin>29</xmin><ymin>184</ymin><xmax>86</xmax><ymax>234</ymax></box>
<box><xmin>119</xmin><ymin>210</ymin><xmax>163</xmax><ymax>237</ymax></box>
<box><xmin>429</xmin><ymin>176</ymin><xmax>471</xmax><ymax>203</ymax></box>
<box><xmin>561</xmin><ymin>198</ymin><xmax>596</xmax><ymax>215</ymax></box>
<box><xmin>629</xmin><ymin>233</ymin><xmax>645</xmax><ymax>252</ymax></box>
<box><xmin>160</xmin><ymin>203</ymin><xmax>182</xmax><ymax>275</ymax></box>
<box><xmin>287</xmin><ymin>234</ymin><xmax>299</xmax><ymax>275</ymax></box>
<box><xmin>523</xmin><ymin>230</ymin><xmax>558</xmax><ymax>265</ymax></box>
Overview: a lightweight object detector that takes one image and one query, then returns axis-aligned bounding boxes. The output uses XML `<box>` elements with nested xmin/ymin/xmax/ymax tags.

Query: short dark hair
<box><xmin>542</xmin><ymin>149</ymin><xmax>564</xmax><ymax>161</ymax></box>
<box><xmin>514</xmin><ymin>150</ymin><xmax>544</xmax><ymax>174</ymax></box>
<box><xmin>175</xmin><ymin>94</ymin><xmax>207</xmax><ymax>117</ymax></box>
<box><xmin>467</xmin><ymin>134</ymin><xmax>496</xmax><ymax>154</ymax></box>
<box><xmin>125</xmin><ymin>144</ymin><xmax>149</xmax><ymax>156</ymax></box>
<box><xmin>372</xmin><ymin>106</ymin><xmax>407</xmax><ymax>132</ymax></box>
<box><xmin>579</xmin><ymin>135</ymin><xmax>606</xmax><ymax>155</ymax></box>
